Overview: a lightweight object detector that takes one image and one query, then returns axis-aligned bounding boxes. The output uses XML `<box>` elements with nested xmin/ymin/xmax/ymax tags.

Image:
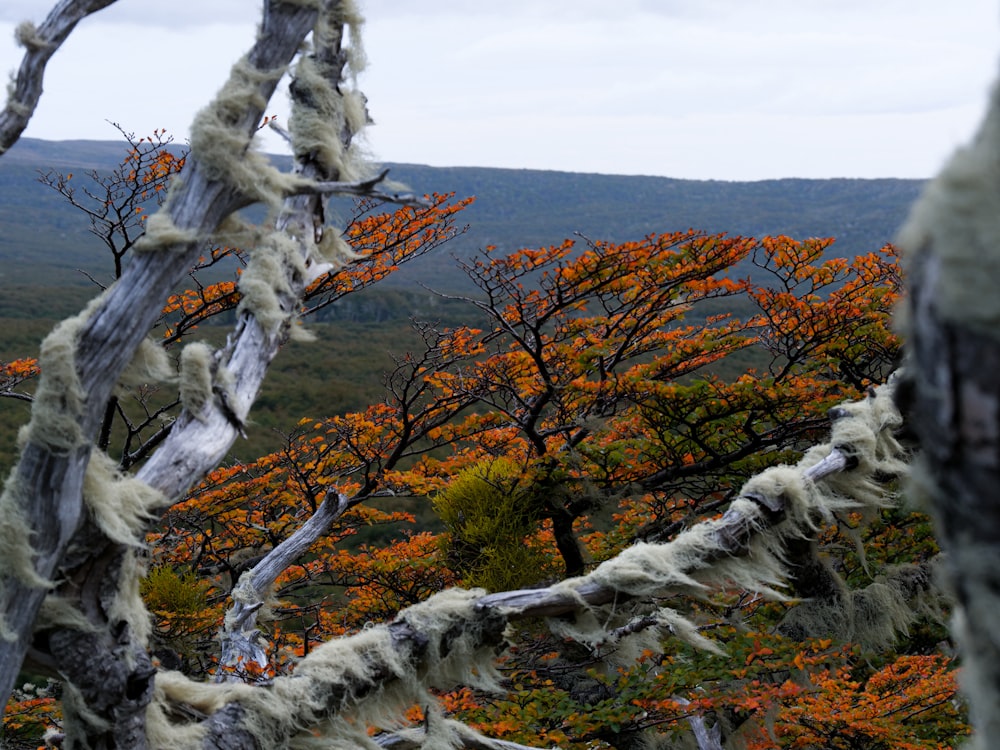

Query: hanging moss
<box><xmin>22</xmin><ymin>301</ymin><xmax>94</xmax><ymax>450</ymax></box>
<box><xmin>237</xmin><ymin>233</ymin><xmax>307</xmax><ymax>334</ymax></box>
<box><xmin>288</xmin><ymin>0</ymin><xmax>370</xmax><ymax>183</ymax></box>
<box><xmin>188</xmin><ymin>56</ymin><xmax>296</xmax><ymax>209</ymax></box>
<box><xmin>116</xmin><ymin>337</ymin><xmax>175</xmax><ymax>392</ymax></box>
<box><xmin>83</xmin><ymin>451</ymin><xmax>163</xmax><ymax>547</ymax></box>
<box><xmin>178</xmin><ymin>342</ymin><xmax>214</xmax><ymax>419</ymax></box>
<box><xmin>14</xmin><ymin>21</ymin><xmax>48</xmax><ymax>51</ymax></box>
<box><xmin>133</xmin><ymin>209</ymin><xmax>200</xmax><ymax>254</ymax></box>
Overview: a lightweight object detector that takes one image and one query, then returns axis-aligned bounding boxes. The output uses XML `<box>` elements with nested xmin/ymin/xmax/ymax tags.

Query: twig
<box><xmin>291</xmin><ymin>168</ymin><xmax>432</xmax><ymax>207</ymax></box>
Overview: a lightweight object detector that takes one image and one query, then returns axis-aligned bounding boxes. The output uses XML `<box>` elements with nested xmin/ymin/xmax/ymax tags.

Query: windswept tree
<box><xmin>0</xmin><ymin>2</ymin><xmax>997</xmax><ymax>750</ymax></box>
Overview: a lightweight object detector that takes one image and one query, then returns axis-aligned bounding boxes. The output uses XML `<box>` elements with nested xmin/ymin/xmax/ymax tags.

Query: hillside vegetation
<box><xmin>0</xmin><ymin>137</ymin><xmax>922</xmax><ymax>291</ymax></box>
<box><xmin>0</xmin><ymin>137</ymin><xmax>918</xmax><ymax>467</ymax></box>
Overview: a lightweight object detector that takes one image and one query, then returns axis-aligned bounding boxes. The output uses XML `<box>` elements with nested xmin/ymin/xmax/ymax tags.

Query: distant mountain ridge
<box><xmin>0</xmin><ymin>137</ymin><xmax>924</xmax><ymax>290</ymax></box>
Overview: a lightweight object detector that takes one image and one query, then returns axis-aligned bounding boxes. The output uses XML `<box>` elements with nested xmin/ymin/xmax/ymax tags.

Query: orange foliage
<box><xmin>12</xmin><ymin>130</ymin><xmax>950</xmax><ymax>745</ymax></box>
<box><xmin>0</xmin><ymin>358</ymin><xmax>39</xmax><ymax>396</ymax></box>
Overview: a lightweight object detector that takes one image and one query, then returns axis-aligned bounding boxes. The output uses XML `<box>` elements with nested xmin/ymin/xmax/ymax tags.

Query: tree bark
<box><xmin>898</xmin><ymin>68</ymin><xmax>1000</xmax><ymax>748</ymax></box>
<box><xmin>0</xmin><ymin>0</ymin><xmax>320</xmax><ymax>723</ymax></box>
<box><xmin>904</xmin><ymin>252</ymin><xmax>1000</xmax><ymax>746</ymax></box>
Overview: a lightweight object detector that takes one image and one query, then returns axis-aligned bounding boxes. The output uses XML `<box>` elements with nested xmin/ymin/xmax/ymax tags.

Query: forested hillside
<box><xmin>0</xmin><ymin>137</ymin><xmax>923</xmax><ymax>469</ymax></box>
<box><xmin>0</xmin><ymin>137</ymin><xmax>922</xmax><ymax>291</ymax></box>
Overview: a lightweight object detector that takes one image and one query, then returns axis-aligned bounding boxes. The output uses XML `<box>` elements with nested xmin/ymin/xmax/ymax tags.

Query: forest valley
<box><xmin>1</xmin><ymin>1</ymin><xmax>996</xmax><ymax>749</ymax></box>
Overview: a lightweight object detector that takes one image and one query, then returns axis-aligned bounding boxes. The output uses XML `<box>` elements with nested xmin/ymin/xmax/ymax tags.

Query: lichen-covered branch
<box><xmin>149</xmin><ymin>377</ymin><xmax>909</xmax><ymax>748</ymax></box>
<box><xmin>897</xmin><ymin>69</ymin><xmax>1000</xmax><ymax>750</ymax></box>
<box><xmin>136</xmin><ymin>0</ymin><xmax>369</xmax><ymax>505</ymax></box>
<box><xmin>0</xmin><ymin>0</ymin><xmax>378</xmax><ymax>738</ymax></box>
<box><xmin>0</xmin><ymin>0</ymin><xmax>119</xmax><ymax>154</ymax></box>
<box><xmin>216</xmin><ymin>492</ymin><xmax>351</xmax><ymax>682</ymax></box>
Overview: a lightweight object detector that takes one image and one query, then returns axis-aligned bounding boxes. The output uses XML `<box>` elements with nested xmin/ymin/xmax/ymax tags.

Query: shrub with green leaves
<box><xmin>433</xmin><ymin>458</ymin><xmax>555</xmax><ymax>591</ymax></box>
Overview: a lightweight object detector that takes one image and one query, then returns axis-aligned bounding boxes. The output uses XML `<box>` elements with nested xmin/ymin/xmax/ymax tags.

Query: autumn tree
<box><xmin>0</xmin><ymin>1</ymin><xmax>994</xmax><ymax>749</ymax></box>
<box><xmin>113</xmin><ymin>210</ymin><xmax>959</xmax><ymax>749</ymax></box>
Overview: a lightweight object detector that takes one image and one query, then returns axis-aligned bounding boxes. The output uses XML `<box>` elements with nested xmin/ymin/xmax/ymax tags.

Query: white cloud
<box><xmin>2</xmin><ymin>0</ymin><xmax>998</xmax><ymax>179</ymax></box>
<box><xmin>0</xmin><ymin>0</ymin><xmax>258</xmax><ymax>27</ymax></box>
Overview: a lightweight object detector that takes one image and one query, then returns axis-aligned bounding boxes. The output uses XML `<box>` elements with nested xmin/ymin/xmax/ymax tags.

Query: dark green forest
<box><xmin>0</xmin><ymin>137</ymin><xmax>921</xmax><ymax>466</ymax></box>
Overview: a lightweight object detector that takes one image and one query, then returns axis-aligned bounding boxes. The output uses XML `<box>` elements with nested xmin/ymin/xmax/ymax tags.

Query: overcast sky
<box><xmin>2</xmin><ymin>1</ymin><xmax>999</xmax><ymax>181</ymax></box>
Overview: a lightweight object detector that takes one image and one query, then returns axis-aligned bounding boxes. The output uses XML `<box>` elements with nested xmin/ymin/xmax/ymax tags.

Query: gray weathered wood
<box><xmin>0</xmin><ymin>0</ymin><xmax>118</xmax><ymax>154</ymax></box>
<box><xmin>215</xmin><ymin>492</ymin><xmax>351</xmax><ymax>681</ymax></box>
<box><xmin>0</xmin><ymin>0</ymin><xmax>321</xmax><ymax>727</ymax></box>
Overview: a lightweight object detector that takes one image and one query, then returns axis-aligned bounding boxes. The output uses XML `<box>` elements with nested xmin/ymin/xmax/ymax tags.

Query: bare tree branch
<box><xmin>0</xmin><ymin>0</ymin><xmax>119</xmax><ymax>154</ymax></box>
<box><xmin>215</xmin><ymin>491</ymin><xmax>351</xmax><ymax>682</ymax></box>
<box><xmin>157</xmin><ymin>378</ymin><xmax>908</xmax><ymax>747</ymax></box>
<box><xmin>0</xmin><ymin>0</ymin><xmax>321</xmax><ymax>723</ymax></box>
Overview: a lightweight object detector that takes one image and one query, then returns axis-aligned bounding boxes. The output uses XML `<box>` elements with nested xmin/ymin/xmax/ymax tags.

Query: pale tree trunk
<box><xmin>0</xmin><ymin>1</ymin><xmax>387</xmax><ymax>745</ymax></box>
<box><xmin>898</xmin><ymin>69</ymin><xmax>1000</xmax><ymax>749</ymax></box>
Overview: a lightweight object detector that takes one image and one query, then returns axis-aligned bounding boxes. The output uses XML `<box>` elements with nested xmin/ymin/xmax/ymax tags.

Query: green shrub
<box><xmin>433</xmin><ymin>458</ymin><xmax>553</xmax><ymax>591</ymax></box>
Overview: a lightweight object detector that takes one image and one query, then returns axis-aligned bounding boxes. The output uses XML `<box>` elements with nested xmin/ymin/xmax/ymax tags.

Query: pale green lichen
<box><xmin>83</xmin><ymin>450</ymin><xmax>164</xmax><ymax>547</ymax></box>
<box><xmin>36</xmin><ymin>594</ymin><xmax>98</xmax><ymax>634</ymax></box>
<box><xmin>189</xmin><ymin>56</ymin><xmax>296</xmax><ymax>209</ymax></box>
<box><xmin>107</xmin><ymin>547</ymin><xmax>153</xmax><ymax>646</ymax></box>
<box><xmin>896</xmin><ymin>80</ymin><xmax>1000</xmax><ymax>339</ymax></box>
<box><xmin>237</xmin><ymin>232</ymin><xmax>307</xmax><ymax>333</ymax></box>
<box><xmin>4</xmin><ymin>96</ymin><xmax>31</xmax><ymax>118</ymax></box>
<box><xmin>133</xmin><ymin>205</ymin><xmax>200</xmax><ymax>254</ymax></box>
<box><xmin>315</xmin><ymin>227</ymin><xmax>361</xmax><ymax>266</ymax></box>
<box><xmin>289</xmin><ymin>56</ymin><xmax>368</xmax><ymax>182</ymax></box>
<box><xmin>778</xmin><ymin>573</ymin><xmax>919</xmax><ymax>653</ymax></box>
<box><xmin>288</xmin><ymin>0</ymin><xmax>370</xmax><ymax>183</ymax></box>
<box><xmin>145</xmin><ymin>684</ymin><xmax>209</xmax><ymax>749</ymax></box>
<box><xmin>23</xmin><ymin>302</ymin><xmax>94</xmax><ymax>450</ymax></box>
<box><xmin>14</xmin><ymin>20</ymin><xmax>48</xmax><ymax>51</ymax></box>
<box><xmin>336</xmin><ymin>0</ymin><xmax>367</xmax><ymax>77</ymax></box>
<box><xmin>571</xmin><ymin>495</ymin><xmax>791</xmax><ymax>618</ymax></box>
<box><xmin>178</xmin><ymin>342</ymin><xmax>215</xmax><ymax>419</ymax></box>
<box><xmin>117</xmin><ymin>337</ymin><xmax>176</xmax><ymax>391</ymax></box>
<box><xmin>288</xmin><ymin>321</ymin><xmax>318</xmax><ymax>343</ymax></box>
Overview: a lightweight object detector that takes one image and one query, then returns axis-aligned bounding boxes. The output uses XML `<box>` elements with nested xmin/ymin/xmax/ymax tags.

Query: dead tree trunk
<box><xmin>0</xmin><ymin>1</ymin><xmax>387</xmax><ymax>745</ymax></box>
<box><xmin>898</xmin><ymin>71</ymin><xmax>1000</xmax><ymax>749</ymax></box>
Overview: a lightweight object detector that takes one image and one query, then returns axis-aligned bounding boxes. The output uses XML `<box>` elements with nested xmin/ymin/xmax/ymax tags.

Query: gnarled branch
<box><xmin>0</xmin><ymin>0</ymin><xmax>119</xmax><ymax>154</ymax></box>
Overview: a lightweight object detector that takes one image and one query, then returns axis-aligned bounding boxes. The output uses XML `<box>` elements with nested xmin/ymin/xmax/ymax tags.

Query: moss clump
<box><xmin>142</xmin><ymin>566</ymin><xmax>210</xmax><ymax>616</ymax></box>
<box><xmin>433</xmin><ymin>458</ymin><xmax>553</xmax><ymax>592</ymax></box>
